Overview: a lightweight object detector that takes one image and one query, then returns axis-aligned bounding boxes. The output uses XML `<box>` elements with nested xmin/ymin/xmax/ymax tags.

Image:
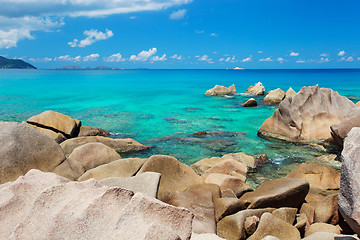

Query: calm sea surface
<box><xmin>1</xmin><ymin>69</ymin><xmax>360</xmax><ymax>185</ymax></box>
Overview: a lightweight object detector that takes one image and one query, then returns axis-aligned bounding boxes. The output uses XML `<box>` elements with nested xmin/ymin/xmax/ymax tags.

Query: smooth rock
<box><xmin>338</xmin><ymin>127</ymin><xmax>360</xmax><ymax>234</ymax></box>
<box><xmin>238</xmin><ymin>178</ymin><xmax>309</xmax><ymax>210</ymax></box>
<box><xmin>68</xmin><ymin>142</ymin><xmax>121</xmax><ymax>171</ymax></box>
<box><xmin>52</xmin><ymin>157</ymin><xmax>85</xmax><ymax>180</ymax></box>
<box><xmin>304</xmin><ymin>223</ymin><xmax>341</xmax><ymax>237</ymax></box>
<box><xmin>137</xmin><ymin>155</ymin><xmax>204</xmax><ymax>203</ymax></box>
<box><xmin>22</xmin><ymin>121</ymin><xmax>66</xmax><ymax>143</ymax></box>
<box><xmin>217</xmin><ymin>208</ymin><xmax>275</xmax><ymax>240</ymax></box>
<box><xmin>287</xmin><ymin>163</ymin><xmax>340</xmax><ymax>190</ymax></box>
<box><xmin>245</xmin><ymin>82</ymin><xmax>265</xmax><ymax>95</ymax></box>
<box><xmin>258</xmin><ymin>85</ymin><xmax>356</xmax><ymax>142</ymax></box>
<box><xmin>214</xmin><ymin>197</ymin><xmax>243</xmax><ymax>222</ymax></box>
<box><xmin>205</xmin><ymin>84</ymin><xmax>236</xmax><ymax>96</ymax></box>
<box><xmin>247</xmin><ymin>212</ymin><xmax>301</xmax><ymax>240</ymax></box>
<box><xmin>285</xmin><ymin>87</ymin><xmax>297</xmax><ymax>99</ymax></box>
<box><xmin>272</xmin><ymin>207</ymin><xmax>298</xmax><ymax>224</ymax></box>
<box><xmin>0</xmin><ymin>122</ymin><xmax>66</xmax><ymax>184</ymax></box>
<box><xmin>263</xmin><ymin>88</ymin><xmax>286</xmax><ymax>105</ymax></box>
<box><xmin>330</xmin><ymin>108</ymin><xmax>360</xmax><ymax>146</ymax></box>
<box><xmin>314</xmin><ymin>193</ymin><xmax>339</xmax><ymax>224</ymax></box>
<box><xmin>78</xmin><ymin>125</ymin><xmax>110</xmax><ymax>137</ymax></box>
<box><xmin>205</xmin><ymin>158</ymin><xmax>247</xmax><ymax>178</ymax></box>
<box><xmin>300</xmin><ymin>203</ymin><xmax>315</xmax><ymax>225</ymax></box>
<box><xmin>302</xmin><ymin>232</ymin><xmax>360</xmax><ymax>240</ymax></box>
<box><xmin>294</xmin><ymin>213</ymin><xmax>310</xmax><ymax>237</ymax></box>
<box><xmin>245</xmin><ymin>215</ymin><xmax>260</xmax><ymax>235</ymax></box>
<box><xmin>243</xmin><ymin>98</ymin><xmax>258</xmax><ymax>107</ymax></box>
<box><xmin>357</xmin><ymin>101</ymin><xmax>360</xmax><ymax>107</ymax></box>
<box><xmin>60</xmin><ymin>136</ymin><xmax>150</xmax><ymax>155</ymax></box>
<box><xmin>27</xmin><ymin>110</ymin><xmax>81</xmax><ymax>138</ymax></box>
<box><xmin>100</xmin><ymin>172</ymin><xmax>161</xmax><ymax>198</ymax></box>
<box><xmin>169</xmin><ymin>184</ymin><xmax>219</xmax><ymax>234</ymax></box>
<box><xmin>78</xmin><ymin>158</ymin><xmax>147</xmax><ymax>181</ymax></box>
<box><xmin>191</xmin><ymin>233</ymin><xmax>225</xmax><ymax>240</ymax></box>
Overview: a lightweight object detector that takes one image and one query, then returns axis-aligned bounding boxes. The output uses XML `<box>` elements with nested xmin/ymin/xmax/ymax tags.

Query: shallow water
<box><xmin>1</xmin><ymin>69</ymin><xmax>359</xmax><ymax>186</ymax></box>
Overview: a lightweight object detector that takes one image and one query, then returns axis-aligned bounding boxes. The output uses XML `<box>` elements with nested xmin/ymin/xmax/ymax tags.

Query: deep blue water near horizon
<box><xmin>1</xmin><ymin>69</ymin><xmax>360</xmax><ymax>185</ymax></box>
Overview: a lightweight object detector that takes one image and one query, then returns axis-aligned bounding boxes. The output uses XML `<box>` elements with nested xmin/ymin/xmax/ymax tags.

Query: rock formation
<box><xmin>245</xmin><ymin>82</ymin><xmax>265</xmax><ymax>95</ymax></box>
<box><xmin>263</xmin><ymin>88</ymin><xmax>286</xmax><ymax>105</ymax></box>
<box><xmin>330</xmin><ymin>108</ymin><xmax>360</xmax><ymax>146</ymax></box>
<box><xmin>243</xmin><ymin>98</ymin><xmax>257</xmax><ymax>107</ymax></box>
<box><xmin>205</xmin><ymin>84</ymin><xmax>236</xmax><ymax>96</ymax></box>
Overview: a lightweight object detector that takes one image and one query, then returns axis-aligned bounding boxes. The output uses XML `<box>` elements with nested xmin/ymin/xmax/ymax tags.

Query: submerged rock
<box><xmin>263</xmin><ymin>88</ymin><xmax>286</xmax><ymax>105</ymax></box>
<box><xmin>205</xmin><ymin>84</ymin><xmax>236</xmax><ymax>96</ymax></box>
<box><xmin>243</xmin><ymin>98</ymin><xmax>257</xmax><ymax>107</ymax></box>
<box><xmin>338</xmin><ymin>127</ymin><xmax>360</xmax><ymax>235</ymax></box>
<box><xmin>258</xmin><ymin>85</ymin><xmax>356</xmax><ymax>143</ymax></box>
<box><xmin>245</xmin><ymin>82</ymin><xmax>265</xmax><ymax>95</ymax></box>
<box><xmin>0</xmin><ymin>122</ymin><xmax>66</xmax><ymax>184</ymax></box>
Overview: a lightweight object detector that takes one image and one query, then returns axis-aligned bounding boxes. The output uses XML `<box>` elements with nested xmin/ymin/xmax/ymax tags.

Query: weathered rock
<box><xmin>191</xmin><ymin>233</ymin><xmax>225</xmax><ymax>240</ymax></box>
<box><xmin>205</xmin><ymin>84</ymin><xmax>236</xmax><ymax>96</ymax></box>
<box><xmin>258</xmin><ymin>85</ymin><xmax>356</xmax><ymax>142</ymax></box>
<box><xmin>243</xmin><ymin>98</ymin><xmax>258</xmax><ymax>107</ymax></box>
<box><xmin>217</xmin><ymin>208</ymin><xmax>275</xmax><ymax>240</ymax></box>
<box><xmin>244</xmin><ymin>215</ymin><xmax>260</xmax><ymax>235</ymax></box>
<box><xmin>302</xmin><ymin>232</ymin><xmax>360</xmax><ymax>240</ymax></box>
<box><xmin>214</xmin><ymin>197</ymin><xmax>242</xmax><ymax>222</ymax></box>
<box><xmin>285</xmin><ymin>87</ymin><xmax>296</xmax><ymax>99</ymax></box>
<box><xmin>238</xmin><ymin>178</ymin><xmax>309</xmax><ymax>210</ymax></box>
<box><xmin>22</xmin><ymin>121</ymin><xmax>66</xmax><ymax>143</ymax></box>
<box><xmin>314</xmin><ymin>193</ymin><xmax>339</xmax><ymax>224</ymax></box>
<box><xmin>338</xmin><ymin>127</ymin><xmax>360</xmax><ymax>235</ymax></box>
<box><xmin>263</xmin><ymin>88</ymin><xmax>286</xmax><ymax>105</ymax></box>
<box><xmin>27</xmin><ymin>110</ymin><xmax>81</xmax><ymax>138</ymax></box>
<box><xmin>99</xmin><ymin>172</ymin><xmax>161</xmax><ymax>198</ymax></box>
<box><xmin>192</xmin><ymin>157</ymin><xmax>223</xmax><ymax>175</ymax></box>
<box><xmin>78</xmin><ymin>125</ymin><xmax>111</xmax><ymax>137</ymax></box>
<box><xmin>78</xmin><ymin>158</ymin><xmax>147</xmax><ymax>181</ymax></box>
<box><xmin>330</xmin><ymin>108</ymin><xmax>360</xmax><ymax>146</ymax></box>
<box><xmin>245</xmin><ymin>82</ymin><xmax>265</xmax><ymax>96</ymax></box>
<box><xmin>247</xmin><ymin>212</ymin><xmax>301</xmax><ymax>240</ymax></box>
<box><xmin>137</xmin><ymin>155</ymin><xmax>204</xmax><ymax>203</ymax></box>
<box><xmin>0</xmin><ymin>169</ymin><xmax>193</xmax><ymax>240</ymax></box>
<box><xmin>69</xmin><ymin>142</ymin><xmax>121</xmax><ymax>172</ymax></box>
<box><xmin>60</xmin><ymin>136</ymin><xmax>150</xmax><ymax>155</ymax></box>
<box><xmin>169</xmin><ymin>184</ymin><xmax>219</xmax><ymax>234</ymax></box>
<box><xmin>193</xmin><ymin>131</ymin><xmax>208</xmax><ymax>136</ymax></box>
<box><xmin>205</xmin><ymin>173</ymin><xmax>252</xmax><ymax>197</ymax></box>
<box><xmin>299</xmin><ymin>203</ymin><xmax>315</xmax><ymax>225</ymax></box>
<box><xmin>357</xmin><ymin>101</ymin><xmax>360</xmax><ymax>107</ymax></box>
<box><xmin>0</xmin><ymin>122</ymin><xmax>66</xmax><ymax>184</ymax></box>
<box><xmin>307</xmin><ymin>154</ymin><xmax>341</xmax><ymax>170</ymax></box>
<box><xmin>287</xmin><ymin>163</ymin><xmax>340</xmax><ymax>190</ymax></box>
<box><xmin>272</xmin><ymin>207</ymin><xmax>297</xmax><ymax>224</ymax></box>
<box><xmin>294</xmin><ymin>213</ymin><xmax>310</xmax><ymax>237</ymax></box>
<box><xmin>304</xmin><ymin>223</ymin><xmax>341</xmax><ymax>237</ymax></box>
<box><xmin>205</xmin><ymin>158</ymin><xmax>247</xmax><ymax>178</ymax></box>
<box><xmin>52</xmin><ymin>157</ymin><xmax>85</xmax><ymax>180</ymax></box>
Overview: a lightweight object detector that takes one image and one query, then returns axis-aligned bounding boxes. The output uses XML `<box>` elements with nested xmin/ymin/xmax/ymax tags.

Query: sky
<box><xmin>0</xmin><ymin>0</ymin><xmax>360</xmax><ymax>69</ymax></box>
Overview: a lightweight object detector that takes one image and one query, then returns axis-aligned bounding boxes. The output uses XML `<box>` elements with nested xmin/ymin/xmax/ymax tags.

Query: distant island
<box><xmin>0</xmin><ymin>56</ymin><xmax>36</xmax><ymax>69</ymax></box>
<box><xmin>56</xmin><ymin>64</ymin><xmax>120</xmax><ymax>70</ymax></box>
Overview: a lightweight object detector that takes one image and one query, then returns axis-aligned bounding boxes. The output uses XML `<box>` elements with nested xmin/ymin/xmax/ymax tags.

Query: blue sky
<box><xmin>1</xmin><ymin>0</ymin><xmax>360</xmax><ymax>69</ymax></box>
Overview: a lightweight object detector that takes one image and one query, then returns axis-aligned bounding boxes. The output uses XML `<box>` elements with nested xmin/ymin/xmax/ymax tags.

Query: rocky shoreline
<box><xmin>1</xmin><ymin>84</ymin><xmax>360</xmax><ymax>239</ymax></box>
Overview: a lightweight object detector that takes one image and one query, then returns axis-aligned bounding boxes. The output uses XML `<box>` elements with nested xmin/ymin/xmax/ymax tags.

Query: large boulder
<box><xmin>330</xmin><ymin>108</ymin><xmax>360</xmax><ymax>146</ymax></box>
<box><xmin>0</xmin><ymin>169</ymin><xmax>193</xmax><ymax>240</ymax></box>
<box><xmin>204</xmin><ymin>158</ymin><xmax>247</xmax><ymax>178</ymax></box>
<box><xmin>285</xmin><ymin>87</ymin><xmax>296</xmax><ymax>99</ymax></box>
<box><xmin>238</xmin><ymin>178</ymin><xmax>309</xmax><ymax>210</ymax></box>
<box><xmin>243</xmin><ymin>98</ymin><xmax>257</xmax><ymax>107</ymax></box>
<box><xmin>137</xmin><ymin>155</ymin><xmax>204</xmax><ymax>203</ymax></box>
<box><xmin>338</xmin><ymin>127</ymin><xmax>360</xmax><ymax>234</ymax></box>
<box><xmin>0</xmin><ymin>122</ymin><xmax>66</xmax><ymax>184</ymax></box>
<box><xmin>68</xmin><ymin>142</ymin><xmax>121</xmax><ymax>172</ymax></box>
<box><xmin>304</xmin><ymin>223</ymin><xmax>341</xmax><ymax>237</ymax></box>
<box><xmin>205</xmin><ymin>84</ymin><xmax>236</xmax><ymax>96</ymax></box>
<box><xmin>27</xmin><ymin>110</ymin><xmax>81</xmax><ymax>138</ymax></box>
<box><xmin>52</xmin><ymin>157</ymin><xmax>85</xmax><ymax>180</ymax></box>
<box><xmin>263</xmin><ymin>88</ymin><xmax>286</xmax><ymax>105</ymax></box>
<box><xmin>78</xmin><ymin>158</ymin><xmax>147</xmax><ymax>181</ymax></box>
<box><xmin>22</xmin><ymin>122</ymin><xmax>66</xmax><ymax>143</ymax></box>
<box><xmin>287</xmin><ymin>163</ymin><xmax>340</xmax><ymax>190</ymax></box>
<box><xmin>314</xmin><ymin>193</ymin><xmax>339</xmax><ymax>224</ymax></box>
<box><xmin>258</xmin><ymin>85</ymin><xmax>356</xmax><ymax>142</ymax></box>
<box><xmin>245</xmin><ymin>82</ymin><xmax>265</xmax><ymax>95</ymax></box>
<box><xmin>60</xmin><ymin>136</ymin><xmax>150</xmax><ymax>155</ymax></box>
<box><xmin>78</xmin><ymin>126</ymin><xmax>110</xmax><ymax>137</ymax></box>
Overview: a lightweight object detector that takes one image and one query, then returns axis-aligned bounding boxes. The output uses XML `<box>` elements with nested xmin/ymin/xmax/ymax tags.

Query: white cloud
<box><xmin>82</xmin><ymin>53</ymin><xmax>100</xmax><ymax>61</ymax></box>
<box><xmin>151</xmin><ymin>54</ymin><xmax>167</xmax><ymax>61</ymax></box>
<box><xmin>54</xmin><ymin>54</ymin><xmax>99</xmax><ymax>62</ymax></box>
<box><xmin>29</xmin><ymin>57</ymin><xmax>53</xmax><ymax>62</ymax></box>
<box><xmin>290</xmin><ymin>52</ymin><xmax>299</xmax><ymax>56</ymax></box>
<box><xmin>170</xmin><ymin>54</ymin><xmax>182</xmax><ymax>60</ymax></box>
<box><xmin>320</xmin><ymin>53</ymin><xmax>329</xmax><ymax>57</ymax></box>
<box><xmin>296</xmin><ymin>59</ymin><xmax>306</xmax><ymax>63</ymax></box>
<box><xmin>338</xmin><ymin>50</ymin><xmax>345</xmax><ymax>56</ymax></box>
<box><xmin>259</xmin><ymin>57</ymin><xmax>273</xmax><ymax>62</ymax></box>
<box><xmin>195</xmin><ymin>30</ymin><xmax>204</xmax><ymax>34</ymax></box>
<box><xmin>219</xmin><ymin>56</ymin><xmax>236</xmax><ymax>63</ymax></box>
<box><xmin>198</xmin><ymin>55</ymin><xmax>213</xmax><ymax>63</ymax></box>
<box><xmin>242</xmin><ymin>57</ymin><xmax>252</xmax><ymax>62</ymax></box>
<box><xmin>358</xmin><ymin>57</ymin><xmax>360</xmax><ymax>61</ymax></box>
<box><xmin>169</xmin><ymin>9</ymin><xmax>187</xmax><ymax>20</ymax></box>
<box><xmin>210</xmin><ymin>33</ymin><xmax>218</xmax><ymax>37</ymax></box>
<box><xmin>130</xmin><ymin>48</ymin><xmax>157</xmax><ymax>61</ymax></box>
<box><xmin>346</xmin><ymin>56</ymin><xmax>354</xmax><ymax>62</ymax></box>
<box><xmin>277</xmin><ymin>57</ymin><xmax>284</xmax><ymax>62</ymax></box>
<box><xmin>105</xmin><ymin>53</ymin><xmax>125</xmax><ymax>62</ymax></box>
<box><xmin>69</xmin><ymin>29</ymin><xmax>113</xmax><ymax>47</ymax></box>
<box><xmin>129</xmin><ymin>16</ymin><xmax>136</xmax><ymax>19</ymax></box>
<box><xmin>318</xmin><ymin>57</ymin><xmax>329</xmax><ymax>63</ymax></box>
<box><xmin>257</xmin><ymin>51</ymin><xmax>263</xmax><ymax>54</ymax></box>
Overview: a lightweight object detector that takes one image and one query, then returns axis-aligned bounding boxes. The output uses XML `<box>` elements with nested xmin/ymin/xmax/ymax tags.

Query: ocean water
<box><xmin>1</xmin><ymin>69</ymin><xmax>360</xmax><ymax>185</ymax></box>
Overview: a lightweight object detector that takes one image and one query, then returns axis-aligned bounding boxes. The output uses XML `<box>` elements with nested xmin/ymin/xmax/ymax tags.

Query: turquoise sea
<box><xmin>1</xmin><ymin>69</ymin><xmax>360</xmax><ymax>185</ymax></box>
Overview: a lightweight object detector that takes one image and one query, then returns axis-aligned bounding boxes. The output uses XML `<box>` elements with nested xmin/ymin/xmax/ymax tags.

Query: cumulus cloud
<box><xmin>83</xmin><ymin>53</ymin><xmax>99</xmax><ymax>61</ymax></box>
<box><xmin>29</xmin><ymin>57</ymin><xmax>53</xmax><ymax>62</ymax></box>
<box><xmin>338</xmin><ymin>50</ymin><xmax>345</xmax><ymax>56</ymax></box>
<box><xmin>53</xmin><ymin>54</ymin><xmax>99</xmax><ymax>62</ymax></box>
<box><xmin>170</xmin><ymin>54</ymin><xmax>182</xmax><ymax>60</ymax></box>
<box><xmin>130</xmin><ymin>48</ymin><xmax>157</xmax><ymax>61</ymax></box>
<box><xmin>219</xmin><ymin>56</ymin><xmax>236</xmax><ymax>63</ymax></box>
<box><xmin>290</xmin><ymin>52</ymin><xmax>299</xmax><ymax>56</ymax></box>
<box><xmin>318</xmin><ymin>57</ymin><xmax>329</xmax><ymax>63</ymax></box>
<box><xmin>105</xmin><ymin>53</ymin><xmax>125</xmax><ymax>62</ymax></box>
<box><xmin>69</xmin><ymin>29</ymin><xmax>113</xmax><ymax>48</ymax></box>
<box><xmin>257</xmin><ymin>51</ymin><xmax>263</xmax><ymax>54</ymax></box>
<box><xmin>340</xmin><ymin>56</ymin><xmax>354</xmax><ymax>62</ymax></box>
<box><xmin>210</xmin><ymin>33</ymin><xmax>218</xmax><ymax>37</ymax></box>
<box><xmin>259</xmin><ymin>57</ymin><xmax>273</xmax><ymax>62</ymax></box>
<box><xmin>151</xmin><ymin>54</ymin><xmax>167</xmax><ymax>61</ymax></box>
<box><xmin>169</xmin><ymin>9</ymin><xmax>187</xmax><ymax>20</ymax></box>
<box><xmin>197</xmin><ymin>55</ymin><xmax>213</xmax><ymax>63</ymax></box>
<box><xmin>277</xmin><ymin>57</ymin><xmax>284</xmax><ymax>63</ymax></box>
<box><xmin>296</xmin><ymin>59</ymin><xmax>306</xmax><ymax>63</ymax></box>
<box><xmin>320</xmin><ymin>53</ymin><xmax>329</xmax><ymax>57</ymax></box>
<box><xmin>242</xmin><ymin>57</ymin><xmax>252</xmax><ymax>62</ymax></box>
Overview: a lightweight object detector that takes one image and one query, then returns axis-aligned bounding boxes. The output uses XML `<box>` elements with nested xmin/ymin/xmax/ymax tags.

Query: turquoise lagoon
<box><xmin>1</xmin><ymin>69</ymin><xmax>360</xmax><ymax>185</ymax></box>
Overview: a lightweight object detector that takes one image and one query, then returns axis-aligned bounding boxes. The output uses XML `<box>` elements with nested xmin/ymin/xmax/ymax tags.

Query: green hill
<box><xmin>0</xmin><ymin>56</ymin><xmax>36</xmax><ymax>69</ymax></box>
